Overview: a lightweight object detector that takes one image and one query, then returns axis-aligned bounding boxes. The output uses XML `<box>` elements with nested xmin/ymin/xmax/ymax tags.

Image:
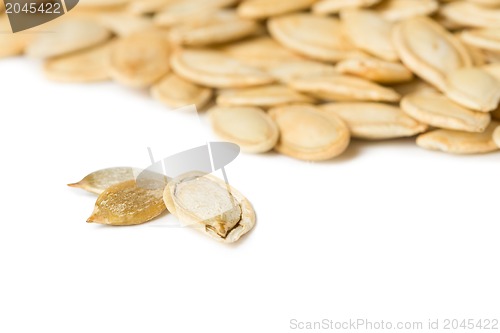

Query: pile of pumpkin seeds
<box><xmin>4</xmin><ymin>1</ymin><xmax>500</xmax><ymax>239</ymax></box>
<box><xmin>2</xmin><ymin>0</ymin><xmax>500</xmax><ymax>160</ymax></box>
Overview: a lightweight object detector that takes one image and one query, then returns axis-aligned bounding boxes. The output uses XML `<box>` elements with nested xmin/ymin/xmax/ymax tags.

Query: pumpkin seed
<box><xmin>460</xmin><ymin>28</ymin><xmax>500</xmax><ymax>53</ymax></box>
<box><xmin>170</xmin><ymin>49</ymin><xmax>274</xmax><ymax>88</ymax></box>
<box><xmin>238</xmin><ymin>0</ymin><xmax>318</xmax><ymax>19</ymax></box>
<box><xmin>216</xmin><ymin>84</ymin><xmax>315</xmax><ymax>108</ymax></box>
<box><xmin>268</xmin><ymin>104</ymin><xmax>350</xmax><ymax>161</ymax></box>
<box><xmin>127</xmin><ymin>0</ymin><xmax>175</xmax><ymax>14</ymax></box>
<box><xmin>312</xmin><ymin>0</ymin><xmax>382</xmax><ymax>15</ymax></box>
<box><xmin>268</xmin><ymin>60</ymin><xmax>339</xmax><ymax>83</ymax></box>
<box><xmin>169</xmin><ymin>10</ymin><xmax>261</xmax><ymax>47</ymax></box>
<box><xmin>268</xmin><ymin>13</ymin><xmax>367</xmax><ymax>63</ymax></box>
<box><xmin>44</xmin><ymin>41</ymin><xmax>114</xmax><ymax>83</ymax></box>
<box><xmin>481</xmin><ymin>63</ymin><xmax>500</xmax><ymax>82</ymax></box>
<box><xmin>401</xmin><ymin>90</ymin><xmax>492</xmax><ymax>132</ymax></box>
<box><xmin>321</xmin><ymin>102</ymin><xmax>428</xmax><ymax>140</ymax></box>
<box><xmin>219</xmin><ymin>36</ymin><xmax>303</xmax><ymax>69</ymax></box>
<box><xmin>209</xmin><ymin>106</ymin><xmax>279</xmax><ymax>153</ymax></box>
<box><xmin>390</xmin><ymin>79</ymin><xmax>437</xmax><ymax>96</ymax></box>
<box><xmin>108</xmin><ymin>30</ymin><xmax>170</xmax><ymax>88</ymax></box>
<box><xmin>440</xmin><ymin>1</ymin><xmax>500</xmax><ymax>28</ymax></box>
<box><xmin>336</xmin><ymin>57</ymin><xmax>413</xmax><ymax>83</ymax></box>
<box><xmin>154</xmin><ymin>0</ymin><xmax>240</xmax><ymax>27</ymax></box>
<box><xmin>26</xmin><ymin>19</ymin><xmax>111</xmax><ymax>59</ymax></box>
<box><xmin>288</xmin><ymin>75</ymin><xmax>401</xmax><ymax>102</ymax></box>
<box><xmin>494</xmin><ymin>127</ymin><xmax>500</xmax><ymax>148</ymax></box>
<box><xmin>374</xmin><ymin>0</ymin><xmax>439</xmax><ymax>21</ymax></box>
<box><xmin>392</xmin><ymin>16</ymin><xmax>472</xmax><ymax>91</ymax></box>
<box><xmin>87</xmin><ymin>179</ymin><xmax>167</xmax><ymax>226</ymax></box>
<box><xmin>68</xmin><ymin>167</ymin><xmax>140</xmax><ymax>195</ymax></box>
<box><xmin>416</xmin><ymin>121</ymin><xmax>500</xmax><ymax>154</ymax></box>
<box><xmin>466</xmin><ymin>0</ymin><xmax>500</xmax><ymax>7</ymax></box>
<box><xmin>163</xmin><ymin>172</ymin><xmax>255</xmax><ymax>243</ymax></box>
<box><xmin>340</xmin><ymin>8</ymin><xmax>398</xmax><ymax>61</ymax></box>
<box><xmin>461</xmin><ymin>41</ymin><xmax>488</xmax><ymax>66</ymax></box>
<box><xmin>444</xmin><ymin>67</ymin><xmax>500</xmax><ymax>112</ymax></box>
<box><xmin>98</xmin><ymin>13</ymin><xmax>154</xmax><ymax>37</ymax></box>
<box><xmin>151</xmin><ymin>73</ymin><xmax>213</xmax><ymax>109</ymax></box>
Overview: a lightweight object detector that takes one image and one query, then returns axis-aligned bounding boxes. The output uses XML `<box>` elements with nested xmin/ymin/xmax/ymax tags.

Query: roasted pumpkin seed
<box><xmin>87</xmin><ymin>179</ymin><xmax>167</xmax><ymax>226</ymax></box>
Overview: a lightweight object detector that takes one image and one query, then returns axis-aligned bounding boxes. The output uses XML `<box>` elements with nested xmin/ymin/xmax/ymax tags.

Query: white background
<box><xmin>0</xmin><ymin>57</ymin><xmax>499</xmax><ymax>333</ymax></box>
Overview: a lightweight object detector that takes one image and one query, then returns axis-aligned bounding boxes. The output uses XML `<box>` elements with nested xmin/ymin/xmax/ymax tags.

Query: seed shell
<box><xmin>68</xmin><ymin>167</ymin><xmax>140</xmax><ymax>195</ymax></box>
<box><xmin>87</xmin><ymin>179</ymin><xmax>167</xmax><ymax>226</ymax></box>
<box><xmin>163</xmin><ymin>172</ymin><xmax>256</xmax><ymax>243</ymax></box>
